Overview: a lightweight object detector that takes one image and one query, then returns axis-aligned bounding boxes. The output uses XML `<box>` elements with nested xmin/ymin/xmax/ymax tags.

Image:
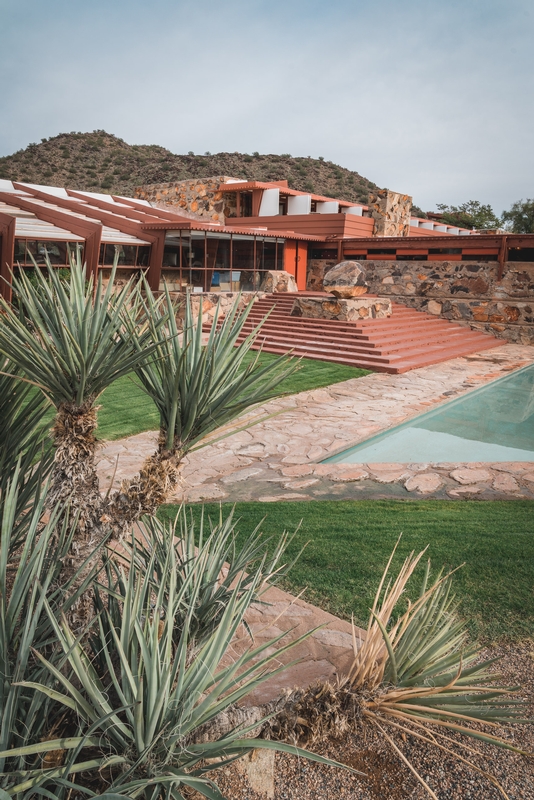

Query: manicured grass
<box><xmin>239</xmin><ymin>352</ymin><xmax>370</xmax><ymax>396</ymax></box>
<box><xmin>97</xmin><ymin>376</ymin><xmax>159</xmax><ymax>441</ymax></box>
<box><xmin>159</xmin><ymin>500</ymin><xmax>534</xmax><ymax>643</ymax></box>
<box><xmin>94</xmin><ymin>354</ymin><xmax>370</xmax><ymax>441</ymax></box>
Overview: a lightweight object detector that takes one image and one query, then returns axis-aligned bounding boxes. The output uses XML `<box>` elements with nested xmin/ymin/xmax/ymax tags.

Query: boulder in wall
<box><xmin>323</xmin><ymin>261</ymin><xmax>368</xmax><ymax>298</ymax></box>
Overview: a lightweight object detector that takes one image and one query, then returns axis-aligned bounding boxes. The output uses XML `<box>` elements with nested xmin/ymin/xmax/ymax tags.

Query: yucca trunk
<box><xmin>47</xmin><ymin>400</ymin><xmax>103</xmax><ymax>538</ymax></box>
<box><xmin>106</xmin><ymin>431</ymin><xmax>184</xmax><ymax>533</ymax></box>
<box><xmin>191</xmin><ymin>686</ymin><xmax>356</xmax><ymax>748</ymax></box>
<box><xmin>48</xmin><ymin>405</ymin><xmax>183</xmax><ymax>541</ymax></box>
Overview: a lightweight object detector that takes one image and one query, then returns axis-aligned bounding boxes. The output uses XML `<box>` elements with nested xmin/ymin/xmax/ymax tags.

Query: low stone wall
<box><xmin>100</xmin><ymin>268</ymin><xmax>138</xmax><ymax>293</ymax></box>
<box><xmin>99</xmin><ymin>271</ymin><xmax>262</xmax><ymax>327</ymax></box>
<box><xmin>291</xmin><ymin>295</ymin><xmax>391</xmax><ymax>321</ymax></box>
<box><xmin>307</xmin><ymin>260</ymin><xmax>534</xmax><ymax>344</ymax></box>
<box><xmin>307</xmin><ymin>258</ymin><xmax>337</xmax><ymax>291</ymax></box>
<box><xmin>167</xmin><ymin>291</ymin><xmax>263</xmax><ymax>328</ymax></box>
<box><xmin>259</xmin><ymin>270</ymin><xmax>298</xmax><ymax>293</ymax></box>
<box><xmin>363</xmin><ymin>260</ymin><xmax>534</xmax><ymax>344</ymax></box>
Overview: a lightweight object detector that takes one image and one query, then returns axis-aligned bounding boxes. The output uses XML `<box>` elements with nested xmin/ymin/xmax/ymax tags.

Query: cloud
<box><xmin>2</xmin><ymin>0</ymin><xmax>533</xmax><ymax>212</ymax></box>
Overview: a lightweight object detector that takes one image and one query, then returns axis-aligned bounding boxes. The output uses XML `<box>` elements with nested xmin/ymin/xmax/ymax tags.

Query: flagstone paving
<box><xmin>97</xmin><ymin>343</ymin><xmax>534</xmax><ymax>503</ymax></box>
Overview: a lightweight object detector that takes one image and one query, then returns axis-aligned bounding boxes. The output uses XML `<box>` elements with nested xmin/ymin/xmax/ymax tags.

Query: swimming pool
<box><xmin>324</xmin><ymin>363</ymin><xmax>534</xmax><ymax>464</ymax></box>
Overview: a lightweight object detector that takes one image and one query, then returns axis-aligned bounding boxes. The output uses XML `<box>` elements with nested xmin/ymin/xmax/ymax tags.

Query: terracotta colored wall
<box><xmin>283</xmin><ymin>240</ymin><xmax>297</xmax><ymax>278</ymax></box>
<box><xmin>295</xmin><ymin>242</ymin><xmax>307</xmax><ymax>290</ymax></box>
<box><xmin>225</xmin><ymin>213</ymin><xmax>374</xmax><ymax>238</ymax></box>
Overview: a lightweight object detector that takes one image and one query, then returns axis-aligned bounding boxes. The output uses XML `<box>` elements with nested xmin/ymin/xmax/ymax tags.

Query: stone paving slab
<box><xmin>97</xmin><ymin>343</ymin><xmax>534</xmax><ymax>503</ymax></box>
<box><xmin>235</xmin><ymin>583</ymin><xmax>359</xmax><ymax>706</ymax></box>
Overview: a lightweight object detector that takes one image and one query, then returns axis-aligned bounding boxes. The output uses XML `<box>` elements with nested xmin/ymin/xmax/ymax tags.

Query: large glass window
<box><xmin>99</xmin><ymin>244</ymin><xmax>150</xmax><ymax>267</ymax></box>
<box><xmin>14</xmin><ymin>239</ymin><xmax>72</xmax><ymax>266</ymax></box>
<box><xmin>137</xmin><ymin>246</ymin><xmax>150</xmax><ymax>267</ymax></box>
<box><xmin>163</xmin><ymin>242</ymin><xmax>180</xmax><ymax>267</ymax></box>
<box><xmin>162</xmin><ymin>232</ymin><xmax>286</xmax><ymax>293</ymax></box>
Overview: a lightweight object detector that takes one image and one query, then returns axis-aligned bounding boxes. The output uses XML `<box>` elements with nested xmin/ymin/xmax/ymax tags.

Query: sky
<box><xmin>1</xmin><ymin>0</ymin><xmax>533</xmax><ymax>214</ymax></box>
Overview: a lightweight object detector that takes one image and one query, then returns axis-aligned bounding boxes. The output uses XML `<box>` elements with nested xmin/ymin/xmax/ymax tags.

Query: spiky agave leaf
<box><xmin>131</xmin><ymin>282</ymin><xmax>298</xmax><ymax>454</ymax></box>
<box><xmin>0</xmin><ymin>359</ymin><xmax>52</xmax><ymax>552</ymax></box>
<box><xmin>344</xmin><ymin>543</ymin><xmax>530</xmax><ymax>798</ymax></box>
<box><xmin>0</xmin><ymin>255</ymin><xmax>163</xmax><ymax>409</ymax></box>
<box><xmin>0</xmin><ymin>470</ymin><xmax>109</xmax><ymax>782</ymax></box>
<box><xmin>11</xmin><ymin>530</ymin><xmax>347</xmax><ymax>799</ymax></box>
<box><xmin>105</xmin><ymin>507</ymin><xmax>301</xmax><ymax>648</ymax></box>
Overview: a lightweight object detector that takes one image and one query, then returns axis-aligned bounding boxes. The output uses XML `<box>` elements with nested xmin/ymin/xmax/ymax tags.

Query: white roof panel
<box><xmin>15</xmin><ymin>218</ymin><xmax>84</xmax><ymax>241</ymax></box>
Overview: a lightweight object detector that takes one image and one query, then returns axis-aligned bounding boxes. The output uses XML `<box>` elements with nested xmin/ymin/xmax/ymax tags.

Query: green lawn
<box><xmin>94</xmin><ymin>354</ymin><xmax>369</xmax><ymax>441</ymax></box>
<box><xmin>159</xmin><ymin>500</ymin><xmax>534</xmax><ymax>643</ymax></box>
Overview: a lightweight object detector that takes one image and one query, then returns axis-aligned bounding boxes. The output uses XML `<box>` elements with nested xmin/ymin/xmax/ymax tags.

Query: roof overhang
<box><xmin>217</xmin><ymin>181</ymin><xmax>367</xmax><ymax>209</ymax></box>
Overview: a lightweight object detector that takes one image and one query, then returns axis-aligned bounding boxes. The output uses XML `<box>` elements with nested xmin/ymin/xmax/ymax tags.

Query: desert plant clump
<box><xmin>0</xmin><ymin>290</ymin><xmax>344</xmax><ymax>796</ymax></box>
<box><xmin>0</xmin><ymin>255</ymin><xmax>296</xmax><ymax>555</ymax></box>
<box><xmin>0</xmin><ymin>259</ymin><xmax>530</xmax><ymax>798</ymax></box>
<box><xmin>261</xmin><ymin>542</ymin><xmax>530</xmax><ymax>798</ymax></box>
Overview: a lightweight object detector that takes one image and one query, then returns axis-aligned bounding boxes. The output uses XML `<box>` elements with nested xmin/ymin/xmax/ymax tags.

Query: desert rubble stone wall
<box><xmin>169</xmin><ymin>291</ymin><xmax>262</xmax><ymax>328</ymax></box>
<box><xmin>307</xmin><ymin>258</ymin><xmax>338</xmax><ymax>291</ymax></box>
<box><xmin>306</xmin><ymin>259</ymin><xmax>534</xmax><ymax>343</ymax></box>
<box><xmin>135</xmin><ymin>177</ymin><xmax>238</xmax><ymax>224</ymax></box>
<box><xmin>363</xmin><ymin>260</ymin><xmax>534</xmax><ymax>344</ymax></box>
<box><xmin>367</xmin><ymin>189</ymin><xmax>412</xmax><ymax>237</ymax></box>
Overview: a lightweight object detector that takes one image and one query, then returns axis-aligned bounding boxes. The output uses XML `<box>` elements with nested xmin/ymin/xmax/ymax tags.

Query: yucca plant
<box><xmin>107</xmin><ymin>283</ymin><xmax>296</xmax><ymax>527</ymax></box>
<box><xmin>0</xmin><ymin>259</ymin><xmax>296</xmax><ymax>553</ymax></box>
<box><xmin>107</xmin><ymin>507</ymin><xmax>299</xmax><ymax>649</ymax></box>
<box><xmin>7</xmin><ymin>525</ymin><xmax>342</xmax><ymax>800</ymax></box>
<box><xmin>0</xmin><ymin>469</ymin><xmax>111</xmax><ymax>784</ymax></box>
<box><xmin>0</xmin><ymin>359</ymin><xmax>52</xmax><ymax>552</ymax></box>
<box><xmin>0</xmin><ymin>259</ymin><xmax>161</xmax><ymax>542</ymax></box>
<box><xmin>267</xmin><ymin>542</ymin><xmax>529</xmax><ymax>799</ymax></box>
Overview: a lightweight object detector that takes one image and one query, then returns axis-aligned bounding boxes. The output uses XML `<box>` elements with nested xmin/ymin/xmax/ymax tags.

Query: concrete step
<box><xmin>237</xmin><ymin>328</ymin><xmax>496</xmax><ymax>358</ymax></box>
<box><xmin>204</xmin><ymin>292</ymin><xmax>498</xmax><ymax>373</ymax></box>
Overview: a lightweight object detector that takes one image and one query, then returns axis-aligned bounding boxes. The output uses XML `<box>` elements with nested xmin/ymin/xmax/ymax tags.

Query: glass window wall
<box><xmin>14</xmin><ymin>239</ymin><xmax>75</xmax><ymax>266</ymax></box>
<box><xmin>98</xmin><ymin>244</ymin><xmax>152</xmax><ymax>267</ymax></box>
<box><xmin>161</xmin><ymin>231</ymin><xmax>286</xmax><ymax>292</ymax></box>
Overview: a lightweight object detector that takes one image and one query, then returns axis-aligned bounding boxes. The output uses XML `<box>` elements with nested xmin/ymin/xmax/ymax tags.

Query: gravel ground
<box><xmin>211</xmin><ymin>641</ymin><xmax>534</xmax><ymax>799</ymax></box>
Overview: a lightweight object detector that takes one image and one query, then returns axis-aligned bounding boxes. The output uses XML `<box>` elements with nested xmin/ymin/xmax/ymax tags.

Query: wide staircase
<box><xmin>209</xmin><ymin>292</ymin><xmax>499</xmax><ymax>374</ymax></box>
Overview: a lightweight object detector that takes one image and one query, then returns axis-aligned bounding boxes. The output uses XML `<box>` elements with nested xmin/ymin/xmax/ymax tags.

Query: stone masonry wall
<box><xmin>307</xmin><ymin>258</ymin><xmax>338</xmax><ymax>291</ymax></box>
<box><xmin>364</xmin><ymin>260</ymin><xmax>534</xmax><ymax>344</ymax></box>
<box><xmin>306</xmin><ymin>259</ymin><xmax>534</xmax><ymax>343</ymax></box>
<box><xmin>135</xmin><ymin>177</ymin><xmax>238</xmax><ymax>224</ymax></box>
<box><xmin>367</xmin><ymin>189</ymin><xmax>412</xmax><ymax>237</ymax></box>
<box><xmin>168</xmin><ymin>291</ymin><xmax>262</xmax><ymax>328</ymax></box>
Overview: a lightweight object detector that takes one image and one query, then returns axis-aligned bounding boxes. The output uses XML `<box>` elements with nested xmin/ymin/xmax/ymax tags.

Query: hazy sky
<box><xmin>1</xmin><ymin>0</ymin><xmax>533</xmax><ymax>213</ymax></box>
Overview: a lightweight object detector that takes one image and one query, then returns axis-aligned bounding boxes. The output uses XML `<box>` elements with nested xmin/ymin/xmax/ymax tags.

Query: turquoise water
<box><xmin>325</xmin><ymin>363</ymin><xmax>534</xmax><ymax>464</ymax></box>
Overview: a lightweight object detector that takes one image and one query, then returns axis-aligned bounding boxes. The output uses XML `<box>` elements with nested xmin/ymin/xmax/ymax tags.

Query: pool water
<box><xmin>325</xmin><ymin>363</ymin><xmax>534</xmax><ymax>464</ymax></box>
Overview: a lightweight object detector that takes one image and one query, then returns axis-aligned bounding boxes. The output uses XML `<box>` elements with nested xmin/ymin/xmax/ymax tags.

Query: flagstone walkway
<box><xmin>97</xmin><ymin>343</ymin><xmax>534</xmax><ymax>503</ymax></box>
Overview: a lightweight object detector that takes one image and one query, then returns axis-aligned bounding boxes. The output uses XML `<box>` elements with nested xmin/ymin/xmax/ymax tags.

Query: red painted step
<box><xmin>203</xmin><ymin>292</ymin><xmax>499</xmax><ymax>373</ymax></box>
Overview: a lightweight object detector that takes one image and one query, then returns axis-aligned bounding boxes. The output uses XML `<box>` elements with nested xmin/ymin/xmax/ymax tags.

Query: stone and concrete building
<box><xmin>1</xmin><ymin>176</ymin><xmax>533</xmax><ymax>348</ymax></box>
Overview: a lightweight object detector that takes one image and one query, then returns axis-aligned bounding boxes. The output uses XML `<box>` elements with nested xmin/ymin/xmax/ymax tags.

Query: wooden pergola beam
<box><xmin>14</xmin><ymin>184</ymin><xmax>164</xmax><ymax>291</ymax></box>
<box><xmin>0</xmin><ymin>212</ymin><xmax>16</xmax><ymax>303</ymax></box>
<box><xmin>0</xmin><ymin>192</ymin><xmax>101</xmax><ymax>282</ymax></box>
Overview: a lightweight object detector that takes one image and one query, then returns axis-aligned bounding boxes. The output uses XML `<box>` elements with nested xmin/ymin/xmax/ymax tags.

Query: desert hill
<box><xmin>0</xmin><ymin>130</ymin><xmax>380</xmax><ymax>204</ymax></box>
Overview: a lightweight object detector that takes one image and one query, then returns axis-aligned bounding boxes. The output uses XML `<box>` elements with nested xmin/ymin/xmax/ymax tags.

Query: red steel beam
<box><xmin>111</xmin><ymin>195</ymin><xmax>192</xmax><ymax>223</ymax></box>
<box><xmin>0</xmin><ymin>212</ymin><xmax>16</xmax><ymax>303</ymax></box>
<box><xmin>0</xmin><ymin>192</ymin><xmax>101</xmax><ymax>282</ymax></box>
<box><xmin>67</xmin><ymin>190</ymin><xmax>174</xmax><ymax>225</ymax></box>
<box><xmin>13</xmin><ymin>184</ymin><xmax>164</xmax><ymax>290</ymax></box>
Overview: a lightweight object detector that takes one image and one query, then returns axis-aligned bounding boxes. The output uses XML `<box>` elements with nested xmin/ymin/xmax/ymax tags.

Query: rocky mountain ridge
<box><xmin>0</xmin><ymin>130</ymin><xmax>380</xmax><ymax>204</ymax></box>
